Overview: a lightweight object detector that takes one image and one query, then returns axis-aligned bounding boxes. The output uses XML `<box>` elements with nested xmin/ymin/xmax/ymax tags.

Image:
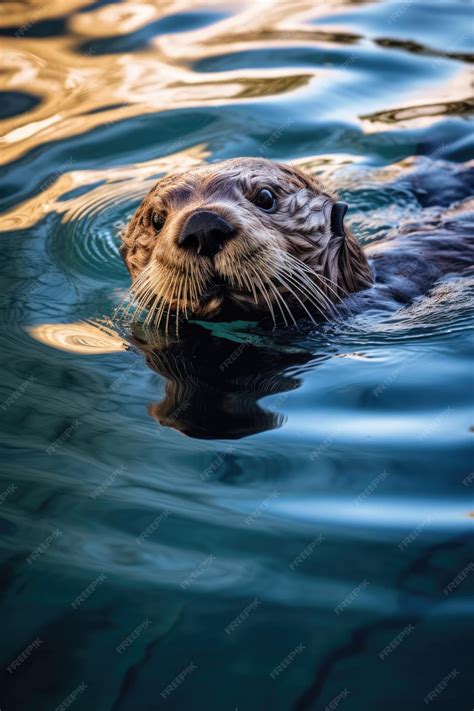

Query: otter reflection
<box><xmin>130</xmin><ymin>322</ymin><xmax>318</xmax><ymax>439</ymax></box>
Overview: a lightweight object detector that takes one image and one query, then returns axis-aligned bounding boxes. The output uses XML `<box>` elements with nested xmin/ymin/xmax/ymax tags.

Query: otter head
<box><xmin>121</xmin><ymin>158</ymin><xmax>372</xmax><ymax>327</ymax></box>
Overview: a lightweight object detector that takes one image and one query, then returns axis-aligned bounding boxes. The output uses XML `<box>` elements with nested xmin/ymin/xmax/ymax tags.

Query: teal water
<box><xmin>0</xmin><ymin>1</ymin><xmax>473</xmax><ymax>710</ymax></box>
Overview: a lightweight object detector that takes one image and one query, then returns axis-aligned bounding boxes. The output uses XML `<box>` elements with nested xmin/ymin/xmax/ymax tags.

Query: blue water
<box><xmin>0</xmin><ymin>1</ymin><xmax>473</xmax><ymax>709</ymax></box>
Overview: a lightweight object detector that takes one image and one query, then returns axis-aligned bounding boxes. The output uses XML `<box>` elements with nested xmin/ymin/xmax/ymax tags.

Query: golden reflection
<box><xmin>26</xmin><ymin>321</ymin><xmax>127</xmax><ymax>354</ymax></box>
<box><xmin>0</xmin><ymin>0</ymin><xmax>471</xmax><ymax>188</ymax></box>
<box><xmin>0</xmin><ymin>0</ymin><xmax>378</xmax><ymax>168</ymax></box>
<box><xmin>69</xmin><ymin>2</ymin><xmax>160</xmax><ymax>37</ymax></box>
<box><xmin>0</xmin><ymin>143</ymin><xmax>209</xmax><ymax>232</ymax></box>
<box><xmin>0</xmin><ymin>1</ymin><xmax>87</xmax><ymax>28</ymax></box>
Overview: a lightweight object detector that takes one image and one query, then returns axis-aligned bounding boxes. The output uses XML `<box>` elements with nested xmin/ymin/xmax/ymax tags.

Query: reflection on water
<box><xmin>0</xmin><ymin>1</ymin><xmax>473</xmax><ymax>710</ymax></box>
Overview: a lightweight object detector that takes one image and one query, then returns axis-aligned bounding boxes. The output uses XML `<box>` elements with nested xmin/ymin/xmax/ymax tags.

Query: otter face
<box><xmin>121</xmin><ymin>158</ymin><xmax>372</xmax><ymax>327</ymax></box>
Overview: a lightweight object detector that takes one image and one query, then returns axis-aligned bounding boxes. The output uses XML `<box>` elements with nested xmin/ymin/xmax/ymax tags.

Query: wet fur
<box><xmin>120</xmin><ymin>158</ymin><xmax>372</xmax><ymax>327</ymax></box>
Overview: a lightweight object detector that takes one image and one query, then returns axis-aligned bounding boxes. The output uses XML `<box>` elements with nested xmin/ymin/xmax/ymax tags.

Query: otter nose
<box><xmin>178</xmin><ymin>210</ymin><xmax>235</xmax><ymax>257</ymax></box>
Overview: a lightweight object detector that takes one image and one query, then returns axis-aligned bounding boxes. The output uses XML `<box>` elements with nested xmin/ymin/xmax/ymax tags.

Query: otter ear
<box><xmin>330</xmin><ymin>202</ymin><xmax>348</xmax><ymax>238</ymax></box>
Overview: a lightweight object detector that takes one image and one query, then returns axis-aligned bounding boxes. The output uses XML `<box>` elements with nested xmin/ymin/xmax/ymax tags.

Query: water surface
<box><xmin>0</xmin><ymin>1</ymin><xmax>473</xmax><ymax>710</ymax></box>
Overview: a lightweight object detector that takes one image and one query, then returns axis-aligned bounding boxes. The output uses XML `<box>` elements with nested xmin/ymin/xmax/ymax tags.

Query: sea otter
<box><xmin>121</xmin><ymin>157</ymin><xmax>473</xmax><ymax>330</ymax></box>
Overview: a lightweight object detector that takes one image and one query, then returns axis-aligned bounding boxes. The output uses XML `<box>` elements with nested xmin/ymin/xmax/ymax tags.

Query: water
<box><xmin>0</xmin><ymin>1</ymin><xmax>473</xmax><ymax>709</ymax></box>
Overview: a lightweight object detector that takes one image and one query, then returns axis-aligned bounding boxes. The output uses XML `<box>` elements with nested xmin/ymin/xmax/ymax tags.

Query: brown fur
<box><xmin>121</xmin><ymin>158</ymin><xmax>372</xmax><ymax>326</ymax></box>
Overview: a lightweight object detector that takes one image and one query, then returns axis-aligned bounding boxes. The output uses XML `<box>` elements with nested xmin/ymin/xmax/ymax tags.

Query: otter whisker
<box><xmin>174</xmin><ymin>274</ymin><xmax>184</xmax><ymax>337</ymax></box>
<box><xmin>153</xmin><ymin>271</ymin><xmax>177</xmax><ymax>329</ymax></box>
<box><xmin>278</xmin><ymin>262</ymin><xmax>336</xmax><ymax>317</ymax></box>
<box><xmin>143</xmin><ymin>295</ymin><xmax>160</xmax><ymax>326</ymax></box>
<box><xmin>135</xmin><ymin>275</ymin><xmax>160</xmax><ymax>320</ymax></box>
<box><xmin>118</xmin><ymin>268</ymin><xmax>152</xmax><ymax>318</ymax></box>
<box><xmin>257</xmin><ymin>256</ymin><xmax>305</xmax><ymax>326</ymax></box>
<box><xmin>140</xmin><ymin>267</ymin><xmax>170</xmax><ymax>327</ymax></box>
<box><xmin>272</xmin><ymin>256</ymin><xmax>329</xmax><ymax>309</ymax></box>
<box><xmin>284</xmin><ymin>252</ymin><xmax>349</xmax><ymax>302</ymax></box>
<box><xmin>127</xmin><ymin>263</ymin><xmax>159</xmax><ymax>318</ymax></box>
<box><xmin>272</xmin><ymin>260</ymin><xmax>332</xmax><ymax>320</ymax></box>
<box><xmin>231</xmin><ymin>265</ymin><xmax>259</xmax><ymax>306</ymax></box>
<box><xmin>262</xmin><ymin>272</ymin><xmax>296</xmax><ymax>327</ymax></box>
<box><xmin>182</xmin><ymin>273</ymin><xmax>190</xmax><ymax>320</ymax></box>
<box><xmin>135</xmin><ymin>275</ymin><xmax>158</xmax><ymax>310</ymax></box>
<box><xmin>281</xmin><ymin>255</ymin><xmax>338</xmax><ymax>305</ymax></box>
<box><xmin>271</xmin><ymin>267</ymin><xmax>324</xmax><ymax>322</ymax></box>
<box><xmin>274</xmin><ymin>272</ymin><xmax>318</xmax><ymax>323</ymax></box>
<box><xmin>165</xmin><ymin>271</ymin><xmax>181</xmax><ymax>335</ymax></box>
<box><xmin>293</xmin><ymin>268</ymin><xmax>345</xmax><ymax>317</ymax></box>
<box><xmin>246</xmin><ymin>263</ymin><xmax>278</xmax><ymax>326</ymax></box>
<box><xmin>240</xmin><ymin>270</ymin><xmax>259</xmax><ymax>305</ymax></box>
<box><xmin>279</xmin><ymin>256</ymin><xmax>340</xmax><ymax>315</ymax></box>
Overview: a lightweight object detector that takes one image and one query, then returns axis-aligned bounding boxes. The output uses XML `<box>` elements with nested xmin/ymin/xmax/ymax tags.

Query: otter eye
<box><xmin>253</xmin><ymin>188</ymin><xmax>276</xmax><ymax>212</ymax></box>
<box><xmin>151</xmin><ymin>212</ymin><xmax>166</xmax><ymax>232</ymax></box>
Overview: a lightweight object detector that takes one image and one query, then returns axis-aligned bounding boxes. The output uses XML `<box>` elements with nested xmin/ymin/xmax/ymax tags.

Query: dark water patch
<box><xmin>85</xmin><ymin>102</ymin><xmax>129</xmax><ymax>115</ymax></box>
<box><xmin>0</xmin><ymin>91</ymin><xmax>40</xmax><ymax>119</ymax></box>
<box><xmin>57</xmin><ymin>180</ymin><xmax>107</xmax><ymax>202</ymax></box>
<box><xmin>0</xmin><ymin>18</ymin><xmax>67</xmax><ymax>39</ymax></box>
<box><xmin>77</xmin><ymin>0</ymin><xmax>125</xmax><ymax>12</ymax></box>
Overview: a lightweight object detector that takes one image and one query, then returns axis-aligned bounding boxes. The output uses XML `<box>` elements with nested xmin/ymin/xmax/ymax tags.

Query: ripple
<box><xmin>26</xmin><ymin>321</ymin><xmax>127</xmax><ymax>354</ymax></box>
<box><xmin>52</xmin><ymin>186</ymin><xmax>136</xmax><ymax>281</ymax></box>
